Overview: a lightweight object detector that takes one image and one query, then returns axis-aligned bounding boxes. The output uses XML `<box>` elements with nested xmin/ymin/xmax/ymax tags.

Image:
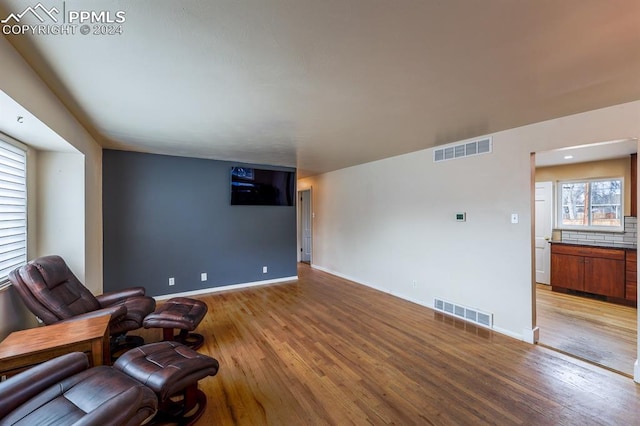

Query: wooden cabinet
<box><xmin>550</xmin><ymin>244</ymin><xmax>625</xmax><ymax>299</ymax></box>
<box><xmin>550</xmin><ymin>252</ymin><xmax>584</xmax><ymax>291</ymax></box>
<box><xmin>626</xmin><ymin>249</ymin><xmax>637</xmax><ymax>302</ymax></box>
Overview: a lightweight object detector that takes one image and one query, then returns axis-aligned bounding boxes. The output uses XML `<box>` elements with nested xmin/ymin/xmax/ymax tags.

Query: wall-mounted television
<box><xmin>231</xmin><ymin>167</ymin><xmax>295</xmax><ymax>206</ymax></box>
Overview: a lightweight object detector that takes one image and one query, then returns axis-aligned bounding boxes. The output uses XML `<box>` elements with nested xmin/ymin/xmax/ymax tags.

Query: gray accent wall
<box><xmin>103</xmin><ymin>150</ymin><xmax>297</xmax><ymax>297</ymax></box>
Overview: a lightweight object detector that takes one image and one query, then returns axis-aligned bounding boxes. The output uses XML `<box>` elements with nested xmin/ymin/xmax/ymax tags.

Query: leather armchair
<box><xmin>9</xmin><ymin>255</ymin><xmax>156</xmax><ymax>346</ymax></box>
<box><xmin>0</xmin><ymin>352</ymin><xmax>157</xmax><ymax>425</ymax></box>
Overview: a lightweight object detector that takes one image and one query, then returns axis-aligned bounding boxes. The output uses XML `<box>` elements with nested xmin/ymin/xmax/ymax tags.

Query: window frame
<box><xmin>0</xmin><ymin>133</ymin><xmax>28</xmax><ymax>290</ymax></box>
<box><xmin>556</xmin><ymin>176</ymin><xmax>624</xmax><ymax>232</ymax></box>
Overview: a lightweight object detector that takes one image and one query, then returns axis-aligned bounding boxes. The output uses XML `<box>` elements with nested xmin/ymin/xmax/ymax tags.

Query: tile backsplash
<box><xmin>560</xmin><ymin>216</ymin><xmax>637</xmax><ymax>248</ymax></box>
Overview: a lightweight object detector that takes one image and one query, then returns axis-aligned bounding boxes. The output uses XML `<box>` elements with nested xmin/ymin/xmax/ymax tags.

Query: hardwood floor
<box><xmin>536</xmin><ymin>284</ymin><xmax>637</xmax><ymax>377</ymax></box>
<box><xmin>140</xmin><ymin>265</ymin><xmax>640</xmax><ymax>425</ymax></box>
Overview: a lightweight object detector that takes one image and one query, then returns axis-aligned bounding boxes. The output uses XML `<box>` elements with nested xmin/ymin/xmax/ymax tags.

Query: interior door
<box><xmin>535</xmin><ymin>181</ymin><xmax>553</xmax><ymax>284</ymax></box>
<box><xmin>300</xmin><ymin>189</ymin><xmax>312</xmax><ymax>263</ymax></box>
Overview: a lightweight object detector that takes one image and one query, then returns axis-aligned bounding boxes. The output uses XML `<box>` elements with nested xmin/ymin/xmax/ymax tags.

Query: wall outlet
<box><xmin>168</xmin><ymin>277</ymin><xmax>175</xmax><ymax>286</ymax></box>
<box><xmin>201</xmin><ymin>272</ymin><xmax>207</xmax><ymax>281</ymax></box>
<box><xmin>412</xmin><ymin>280</ymin><xmax>417</xmax><ymax>288</ymax></box>
<box><xmin>262</xmin><ymin>266</ymin><xmax>268</xmax><ymax>273</ymax></box>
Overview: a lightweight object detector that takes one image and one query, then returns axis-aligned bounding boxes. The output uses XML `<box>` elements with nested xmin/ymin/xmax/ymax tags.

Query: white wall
<box><xmin>36</xmin><ymin>152</ymin><xmax>86</xmax><ymax>282</ymax></box>
<box><xmin>0</xmin><ymin>36</ymin><xmax>103</xmax><ymax>337</ymax></box>
<box><xmin>0</xmin><ymin>36</ymin><xmax>102</xmax><ymax>293</ymax></box>
<box><xmin>299</xmin><ymin>100</ymin><xmax>640</xmax><ymax>343</ymax></box>
<box><xmin>0</xmin><ymin>286</ymin><xmax>39</xmax><ymax>340</ymax></box>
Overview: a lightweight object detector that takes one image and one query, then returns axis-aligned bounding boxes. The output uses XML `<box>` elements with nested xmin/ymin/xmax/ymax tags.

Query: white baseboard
<box><xmin>311</xmin><ymin>264</ymin><xmax>538</xmax><ymax>343</ymax></box>
<box><xmin>522</xmin><ymin>326</ymin><xmax>539</xmax><ymax>344</ymax></box>
<box><xmin>311</xmin><ymin>264</ymin><xmax>387</xmax><ymax>292</ymax></box>
<box><xmin>154</xmin><ymin>275</ymin><xmax>298</xmax><ymax>300</ymax></box>
<box><xmin>634</xmin><ymin>359</ymin><xmax>640</xmax><ymax>383</ymax></box>
<box><xmin>491</xmin><ymin>326</ymin><xmax>524</xmax><ymax>341</ymax></box>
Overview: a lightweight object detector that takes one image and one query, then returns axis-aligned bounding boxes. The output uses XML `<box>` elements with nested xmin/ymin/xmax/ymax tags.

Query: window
<box><xmin>557</xmin><ymin>178</ymin><xmax>623</xmax><ymax>230</ymax></box>
<box><xmin>0</xmin><ymin>136</ymin><xmax>27</xmax><ymax>285</ymax></box>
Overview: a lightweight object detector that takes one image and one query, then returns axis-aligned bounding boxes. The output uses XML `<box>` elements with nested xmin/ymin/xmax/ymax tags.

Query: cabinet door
<box><xmin>584</xmin><ymin>257</ymin><xmax>625</xmax><ymax>298</ymax></box>
<box><xmin>625</xmin><ymin>250</ymin><xmax>636</xmax><ymax>301</ymax></box>
<box><xmin>551</xmin><ymin>254</ymin><xmax>584</xmax><ymax>291</ymax></box>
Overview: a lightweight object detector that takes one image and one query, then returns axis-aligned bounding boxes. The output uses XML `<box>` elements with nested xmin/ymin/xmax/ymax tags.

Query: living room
<box><xmin>1</xmin><ymin>1</ymin><xmax>640</xmax><ymax>424</ymax></box>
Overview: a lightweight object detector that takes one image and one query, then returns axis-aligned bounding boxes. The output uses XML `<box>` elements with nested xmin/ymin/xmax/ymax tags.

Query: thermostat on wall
<box><xmin>456</xmin><ymin>212</ymin><xmax>466</xmax><ymax>222</ymax></box>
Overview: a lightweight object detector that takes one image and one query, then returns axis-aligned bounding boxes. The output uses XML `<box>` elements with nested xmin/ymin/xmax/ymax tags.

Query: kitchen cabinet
<box><xmin>550</xmin><ymin>243</ymin><xmax>625</xmax><ymax>299</ymax></box>
<box><xmin>626</xmin><ymin>249</ymin><xmax>636</xmax><ymax>302</ymax></box>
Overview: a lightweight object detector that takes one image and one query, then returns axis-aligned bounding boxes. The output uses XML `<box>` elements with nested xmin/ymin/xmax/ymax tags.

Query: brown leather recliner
<box><xmin>9</xmin><ymin>255</ymin><xmax>156</xmax><ymax>350</ymax></box>
<box><xmin>0</xmin><ymin>352</ymin><xmax>158</xmax><ymax>425</ymax></box>
<box><xmin>0</xmin><ymin>342</ymin><xmax>220</xmax><ymax>426</ymax></box>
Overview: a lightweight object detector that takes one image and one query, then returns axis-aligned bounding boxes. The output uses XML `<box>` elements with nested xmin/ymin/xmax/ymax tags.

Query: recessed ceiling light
<box><xmin>563</xmin><ymin>155</ymin><xmax>574</xmax><ymax>160</ymax></box>
<box><xmin>16</xmin><ymin>116</ymin><xmax>24</xmax><ymax>124</ymax></box>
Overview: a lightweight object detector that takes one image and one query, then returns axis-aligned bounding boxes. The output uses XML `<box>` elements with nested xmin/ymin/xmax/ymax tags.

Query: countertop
<box><xmin>549</xmin><ymin>240</ymin><xmax>637</xmax><ymax>250</ymax></box>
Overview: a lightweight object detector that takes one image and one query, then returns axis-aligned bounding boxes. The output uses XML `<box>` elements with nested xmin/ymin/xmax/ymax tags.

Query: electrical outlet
<box><xmin>168</xmin><ymin>277</ymin><xmax>175</xmax><ymax>286</ymax></box>
<box><xmin>412</xmin><ymin>280</ymin><xmax>417</xmax><ymax>288</ymax></box>
<box><xmin>262</xmin><ymin>266</ymin><xmax>268</xmax><ymax>273</ymax></box>
<box><xmin>201</xmin><ymin>273</ymin><xmax>207</xmax><ymax>281</ymax></box>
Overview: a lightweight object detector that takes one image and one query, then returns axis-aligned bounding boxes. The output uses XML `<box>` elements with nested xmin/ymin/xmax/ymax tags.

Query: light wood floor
<box><xmin>139</xmin><ymin>265</ymin><xmax>640</xmax><ymax>425</ymax></box>
<box><xmin>536</xmin><ymin>284</ymin><xmax>637</xmax><ymax>377</ymax></box>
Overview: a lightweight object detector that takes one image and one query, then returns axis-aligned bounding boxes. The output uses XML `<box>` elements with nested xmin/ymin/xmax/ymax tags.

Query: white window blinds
<box><xmin>0</xmin><ymin>138</ymin><xmax>26</xmax><ymax>283</ymax></box>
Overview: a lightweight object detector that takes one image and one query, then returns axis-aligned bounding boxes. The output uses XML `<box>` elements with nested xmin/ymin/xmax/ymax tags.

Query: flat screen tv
<box><xmin>231</xmin><ymin>167</ymin><xmax>295</xmax><ymax>206</ymax></box>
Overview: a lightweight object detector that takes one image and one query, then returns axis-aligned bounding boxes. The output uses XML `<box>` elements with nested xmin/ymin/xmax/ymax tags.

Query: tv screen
<box><xmin>231</xmin><ymin>167</ymin><xmax>295</xmax><ymax>206</ymax></box>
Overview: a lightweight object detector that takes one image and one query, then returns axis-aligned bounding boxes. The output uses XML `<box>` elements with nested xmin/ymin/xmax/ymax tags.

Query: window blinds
<box><xmin>0</xmin><ymin>139</ymin><xmax>26</xmax><ymax>283</ymax></box>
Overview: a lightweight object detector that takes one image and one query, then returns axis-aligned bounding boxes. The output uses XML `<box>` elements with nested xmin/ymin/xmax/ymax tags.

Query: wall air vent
<box><xmin>433</xmin><ymin>298</ymin><xmax>493</xmax><ymax>328</ymax></box>
<box><xmin>433</xmin><ymin>136</ymin><xmax>492</xmax><ymax>163</ymax></box>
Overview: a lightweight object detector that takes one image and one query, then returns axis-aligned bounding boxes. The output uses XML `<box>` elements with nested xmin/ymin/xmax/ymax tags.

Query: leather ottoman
<box><xmin>143</xmin><ymin>297</ymin><xmax>208</xmax><ymax>350</ymax></box>
<box><xmin>114</xmin><ymin>341</ymin><xmax>219</xmax><ymax>425</ymax></box>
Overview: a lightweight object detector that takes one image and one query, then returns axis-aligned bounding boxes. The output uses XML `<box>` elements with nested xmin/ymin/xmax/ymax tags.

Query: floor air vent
<box><xmin>433</xmin><ymin>298</ymin><xmax>493</xmax><ymax>328</ymax></box>
<box><xmin>433</xmin><ymin>136</ymin><xmax>492</xmax><ymax>163</ymax></box>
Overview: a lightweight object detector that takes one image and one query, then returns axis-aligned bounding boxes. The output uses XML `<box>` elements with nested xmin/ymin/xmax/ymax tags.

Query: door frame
<box><xmin>534</xmin><ymin>181</ymin><xmax>553</xmax><ymax>285</ymax></box>
<box><xmin>298</xmin><ymin>188</ymin><xmax>313</xmax><ymax>264</ymax></box>
<box><xmin>530</xmin><ymin>140</ymin><xmax>640</xmax><ymax>381</ymax></box>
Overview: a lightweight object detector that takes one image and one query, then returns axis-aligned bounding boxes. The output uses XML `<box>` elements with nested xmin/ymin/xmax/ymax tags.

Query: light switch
<box><xmin>511</xmin><ymin>213</ymin><xmax>519</xmax><ymax>224</ymax></box>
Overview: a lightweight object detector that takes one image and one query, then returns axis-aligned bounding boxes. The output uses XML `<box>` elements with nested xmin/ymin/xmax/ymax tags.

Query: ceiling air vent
<box><xmin>433</xmin><ymin>136</ymin><xmax>492</xmax><ymax>163</ymax></box>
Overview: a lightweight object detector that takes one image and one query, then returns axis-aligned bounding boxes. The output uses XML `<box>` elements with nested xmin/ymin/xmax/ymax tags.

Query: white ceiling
<box><xmin>0</xmin><ymin>90</ymin><xmax>77</xmax><ymax>152</ymax></box>
<box><xmin>535</xmin><ymin>138</ymin><xmax>638</xmax><ymax>168</ymax></box>
<box><xmin>1</xmin><ymin>0</ymin><xmax>640</xmax><ymax>177</ymax></box>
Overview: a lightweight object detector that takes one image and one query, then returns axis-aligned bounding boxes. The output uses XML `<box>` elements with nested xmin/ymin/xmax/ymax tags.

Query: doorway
<box><xmin>299</xmin><ymin>189</ymin><xmax>312</xmax><ymax>264</ymax></box>
<box><xmin>532</xmin><ymin>139</ymin><xmax>638</xmax><ymax>377</ymax></box>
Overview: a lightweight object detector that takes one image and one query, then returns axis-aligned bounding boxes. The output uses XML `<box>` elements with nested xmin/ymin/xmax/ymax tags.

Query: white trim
<box><xmin>556</xmin><ymin>176</ymin><xmax>624</xmax><ymax>232</ymax></box>
<box><xmin>312</xmin><ymin>264</ymin><xmax>535</xmax><ymax>343</ymax></box>
<box><xmin>311</xmin><ymin>264</ymin><xmax>538</xmax><ymax>343</ymax></box>
<box><xmin>0</xmin><ymin>131</ymin><xmax>29</xmax><ymax>152</ymax></box>
<box><xmin>522</xmin><ymin>326</ymin><xmax>540</xmax><ymax>344</ymax></box>
<box><xmin>311</xmin><ymin>264</ymin><xmax>388</xmax><ymax>292</ymax></box>
<box><xmin>634</xmin><ymin>359</ymin><xmax>640</xmax><ymax>384</ymax></box>
<box><xmin>153</xmin><ymin>275</ymin><xmax>298</xmax><ymax>300</ymax></box>
<box><xmin>0</xmin><ymin>134</ymin><xmax>27</xmax><ymax>284</ymax></box>
<box><xmin>492</xmin><ymin>326</ymin><xmax>525</xmax><ymax>341</ymax></box>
